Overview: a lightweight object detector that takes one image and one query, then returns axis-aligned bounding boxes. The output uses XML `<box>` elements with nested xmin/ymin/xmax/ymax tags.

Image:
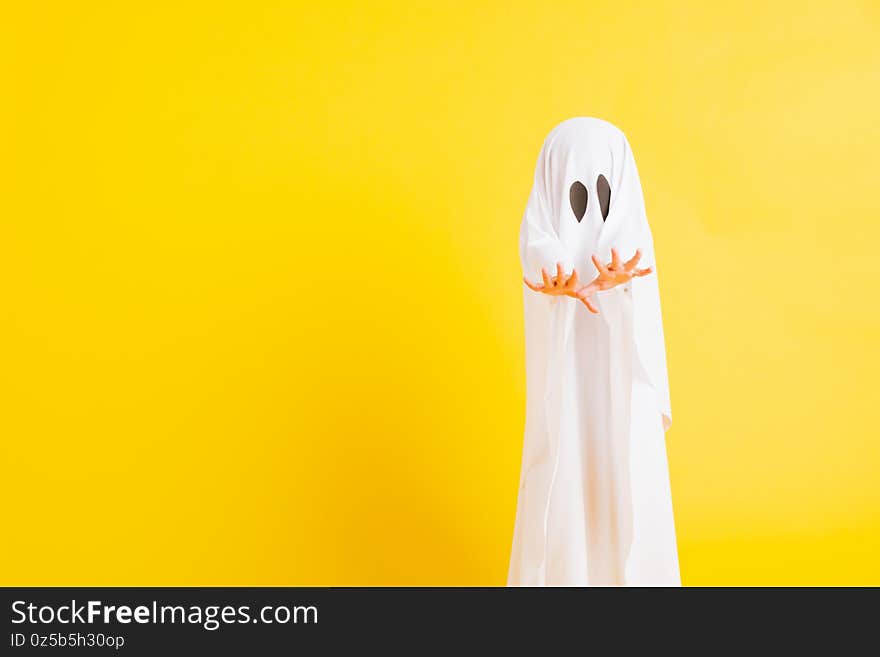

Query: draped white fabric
<box><xmin>508</xmin><ymin>118</ymin><xmax>679</xmax><ymax>586</ymax></box>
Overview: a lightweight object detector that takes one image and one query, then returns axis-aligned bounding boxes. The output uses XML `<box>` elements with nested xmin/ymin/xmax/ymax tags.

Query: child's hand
<box><xmin>524</xmin><ymin>263</ymin><xmax>599</xmax><ymax>314</ymax></box>
<box><xmin>579</xmin><ymin>248</ymin><xmax>652</xmax><ymax>297</ymax></box>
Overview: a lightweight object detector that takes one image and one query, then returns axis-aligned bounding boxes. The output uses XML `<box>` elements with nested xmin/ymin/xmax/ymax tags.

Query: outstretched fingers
<box><xmin>591</xmin><ymin>254</ymin><xmax>608</xmax><ymax>276</ymax></box>
<box><xmin>623</xmin><ymin>249</ymin><xmax>643</xmax><ymax>271</ymax></box>
<box><xmin>576</xmin><ymin>288</ymin><xmax>600</xmax><ymax>314</ymax></box>
<box><xmin>634</xmin><ymin>266</ymin><xmax>653</xmax><ymax>277</ymax></box>
<box><xmin>523</xmin><ymin>276</ymin><xmax>544</xmax><ymax>292</ymax></box>
<box><xmin>565</xmin><ymin>268</ymin><xmax>579</xmax><ymax>289</ymax></box>
<box><xmin>610</xmin><ymin>248</ymin><xmax>621</xmax><ymax>271</ymax></box>
<box><xmin>541</xmin><ymin>267</ymin><xmax>552</xmax><ymax>288</ymax></box>
<box><xmin>579</xmin><ymin>295</ymin><xmax>599</xmax><ymax>314</ymax></box>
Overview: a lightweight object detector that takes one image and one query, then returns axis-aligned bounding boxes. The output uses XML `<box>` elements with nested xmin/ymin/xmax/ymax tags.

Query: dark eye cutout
<box><xmin>569</xmin><ymin>181</ymin><xmax>588</xmax><ymax>222</ymax></box>
<box><xmin>597</xmin><ymin>174</ymin><xmax>611</xmax><ymax>221</ymax></box>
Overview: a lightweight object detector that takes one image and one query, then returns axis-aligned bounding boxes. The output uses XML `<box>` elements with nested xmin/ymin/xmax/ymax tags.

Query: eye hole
<box><xmin>569</xmin><ymin>181</ymin><xmax>587</xmax><ymax>222</ymax></box>
<box><xmin>597</xmin><ymin>174</ymin><xmax>611</xmax><ymax>221</ymax></box>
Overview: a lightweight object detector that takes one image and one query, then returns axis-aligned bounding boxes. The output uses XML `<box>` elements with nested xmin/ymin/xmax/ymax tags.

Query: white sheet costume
<box><xmin>508</xmin><ymin>118</ymin><xmax>680</xmax><ymax>586</ymax></box>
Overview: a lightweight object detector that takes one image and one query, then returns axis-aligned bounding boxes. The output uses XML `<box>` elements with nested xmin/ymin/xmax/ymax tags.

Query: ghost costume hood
<box><xmin>508</xmin><ymin>117</ymin><xmax>679</xmax><ymax>586</ymax></box>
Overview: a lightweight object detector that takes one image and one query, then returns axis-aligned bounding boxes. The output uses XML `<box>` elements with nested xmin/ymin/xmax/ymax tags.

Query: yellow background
<box><xmin>2</xmin><ymin>1</ymin><xmax>878</xmax><ymax>586</ymax></box>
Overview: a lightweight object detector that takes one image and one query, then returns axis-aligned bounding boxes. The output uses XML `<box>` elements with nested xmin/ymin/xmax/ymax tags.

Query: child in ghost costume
<box><xmin>507</xmin><ymin>117</ymin><xmax>680</xmax><ymax>586</ymax></box>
